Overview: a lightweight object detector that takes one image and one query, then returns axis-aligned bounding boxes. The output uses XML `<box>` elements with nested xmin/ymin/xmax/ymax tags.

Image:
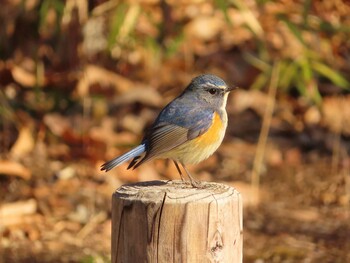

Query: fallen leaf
<box><xmin>112</xmin><ymin>87</ymin><xmax>162</xmax><ymax>107</ymax></box>
<box><xmin>285</xmin><ymin>147</ymin><xmax>302</xmax><ymax>166</ymax></box>
<box><xmin>230</xmin><ymin>89</ymin><xmax>269</xmax><ymax>116</ymax></box>
<box><xmin>322</xmin><ymin>96</ymin><xmax>350</xmax><ymax>135</ymax></box>
<box><xmin>0</xmin><ymin>214</ymin><xmax>43</xmax><ymax>227</ymax></box>
<box><xmin>228</xmin><ymin>181</ymin><xmax>269</xmax><ymax>207</ymax></box>
<box><xmin>44</xmin><ymin>113</ymin><xmax>70</xmax><ymax>137</ymax></box>
<box><xmin>11</xmin><ymin>64</ymin><xmax>37</xmax><ymax>87</ymax></box>
<box><xmin>120</xmin><ymin>114</ymin><xmax>147</xmax><ymax>134</ymax></box>
<box><xmin>90</xmin><ymin>117</ymin><xmax>138</xmax><ymax>146</ymax></box>
<box><xmin>287</xmin><ymin>209</ymin><xmax>320</xmax><ymax>222</ymax></box>
<box><xmin>184</xmin><ymin>15</ymin><xmax>224</xmax><ymax>41</ymax></box>
<box><xmin>0</xmin><ymin>160</ymin><xmax>32</xmax><ymax>180</ymax></box>
<box><xmin>77</xmin><ymin>211</ymin><xmax>107</xmax><ymax>239</ymax></box>
<box><xmin>0</xmin><ymin>199</ymin><xmax>37</xmax><ymax>217</ymax></box>
<box><xmin>76</xmin><ymin>65</ymin><xmax>134</xmax><ymax>97</ymax></box>
<box><xmin>10</xmin><ymin>126</ymin><xmax>35</xmax><ymax>158</ymax></box>
<box><xmin>56</xmin><ymin>166</ymin><xmax>76</xmax><ymax>180</ymax></box>
<box><xmin>304</xmin><ymin>106</ymin><xmax>321</xmax><ymax>125</ymax></box>
<box><xmin>10</xmin><ymin>56</ymin><xmax>46</xmax><ymax>87</ymax></box>
<box><xmin>265</xmin><ymin>146</ymin><xmax>283</xmax><ymax>167</ymax></box>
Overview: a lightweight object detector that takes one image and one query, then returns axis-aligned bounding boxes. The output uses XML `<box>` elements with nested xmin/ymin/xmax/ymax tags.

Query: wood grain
<box><xmin>112</xmin><ymin>180</ymin><xmax>242</xmax><ymax>263</ymax></box>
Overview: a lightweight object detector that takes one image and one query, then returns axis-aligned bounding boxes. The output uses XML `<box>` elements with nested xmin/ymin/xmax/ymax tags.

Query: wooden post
<box><xmin>112</xmin><ymin>180</ymin><xmax>243</xmax><ymax>263</ymax></box>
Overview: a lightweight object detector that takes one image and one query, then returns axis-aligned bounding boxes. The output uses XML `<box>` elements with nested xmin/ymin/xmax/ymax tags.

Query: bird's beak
<box><xmin>225</xmin><ymin>86</ymin><xmax>238</xmax><ymax>92</ymax></box>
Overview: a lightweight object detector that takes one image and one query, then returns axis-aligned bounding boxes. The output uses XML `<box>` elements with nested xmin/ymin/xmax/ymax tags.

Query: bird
<box><xmin>101</xmin><ymin>74</ymin><xmax>236</xmax><ymax>187</ymax></box>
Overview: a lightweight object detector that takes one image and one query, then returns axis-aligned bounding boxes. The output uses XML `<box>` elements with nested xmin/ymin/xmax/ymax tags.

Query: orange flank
<box><xmin>159</xmin><ymin>111</ymin><xmax>226</xmax><ymax>164</ymax></box>
<box><xmin>193</xmin><ymin>111</ymin><xmax>223</xmax><ymax>146</ymax></box>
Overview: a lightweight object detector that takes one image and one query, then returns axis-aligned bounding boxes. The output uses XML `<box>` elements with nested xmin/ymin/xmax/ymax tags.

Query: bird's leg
<box><xmin>173</xmin><ymin>160</ymin><xmax>186</xmax><ymax>181</ymax></box>
<box><xmin>181</xmin><ymin>163</ymin><xmax>202</xmax><ymax>188</ymax></box>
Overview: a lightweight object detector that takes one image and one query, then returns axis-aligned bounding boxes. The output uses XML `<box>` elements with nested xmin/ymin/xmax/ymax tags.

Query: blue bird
<box><xmin>101</xmin><ymin>74</ymin><xmax>235</xmax><ymax>187</ymax></box>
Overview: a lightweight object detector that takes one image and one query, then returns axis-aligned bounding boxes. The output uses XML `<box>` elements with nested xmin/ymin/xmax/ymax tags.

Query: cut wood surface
<box><xmin>112</xmin><ymin>180</ymin><xmax>242</xmax><ymax>263</ymax></box>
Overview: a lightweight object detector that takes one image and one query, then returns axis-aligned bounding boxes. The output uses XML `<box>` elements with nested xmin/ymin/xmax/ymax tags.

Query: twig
<box><xmin>251</xmin><ymin>62</ymin><xmax>280</xmax><ymax>201</ymax></box>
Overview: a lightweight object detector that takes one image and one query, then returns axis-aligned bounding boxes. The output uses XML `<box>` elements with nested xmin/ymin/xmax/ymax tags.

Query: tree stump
<box><xmin>112</xmin><ymin>180</ymin><xmax>242</xmax><ymax>263</ymax></box>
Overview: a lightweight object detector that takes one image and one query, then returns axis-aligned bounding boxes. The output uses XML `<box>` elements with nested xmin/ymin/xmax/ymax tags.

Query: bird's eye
<box><xmin>208</xmin><ymin>88</ymin><xmax>217</xmax><ymax>95</ymax></box>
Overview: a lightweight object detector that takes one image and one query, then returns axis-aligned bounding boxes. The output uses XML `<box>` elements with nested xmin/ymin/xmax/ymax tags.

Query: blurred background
<box><xmin>1</xmin><ymin>0</ymin><xmax>350</xmax><ymax>262</ymax></box>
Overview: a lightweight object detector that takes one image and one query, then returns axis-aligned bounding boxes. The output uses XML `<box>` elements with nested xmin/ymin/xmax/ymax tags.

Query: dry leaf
<box><xmin>43</xmin><ymin>113</ymin><xmax>70</xmax><ymax>137</ymax></box>
<box><xmin>0</xmin><ymin>199</ymin><xmax>37</xmax><ymax>217</ymax></box>
<box><xmin>90</xmin><ymin>117</ymin><xmax>137</xmax><ymax>146</ymax></box>
<box><xmin>76</xmin><ymin>211</ymin><xmax>107</xmax><ymax>239</ymax></box>
<box><xmin>285</xmin><ymin>147</ymin><xmax>302</xmax><ymax>166</ymax></box>
<box><xmin>11</xmin><ymin>65</ymin><xmax>37</xmax><ymax>87</ymax></box>
<box><xmin>112</xmin><ymin>87</ymin><xmax>162</xmax><ymax>107</ymax></box>
<box><xmin>228</xmin><ymin>181</ymin><xmax>269</xmax><ymax>207</ymax></box>
<box><xmin>121</xmin><ymin>115</ymin><xmax>147</xmax><ymax>134</ymax></box>
<box><xmin>10</xmin><ymin>126</ymin><xmax>35</xmax><ymax>158</ymax></box>
<box><xmin>304</xmin><ymin>106</ymin><xmax>321</xmax><ymax>125</ymax></box>
<box><xmin>0</xmin><ymin>214</ymin><xmax>43</xmax><ymax>227</ymax></box>
<box><xmin>10</xmin><ymin>56</ymin><xmax>46</xmax><ymax>87</ymax></box>
<box><xmin>0</xmin><ymin>160</ymin><xmax>32</xmax><ymax>180</ymax></box>
<box><xmin>322</xmin><ymin>96</ymin><xmax>350</xmax><ymax>135</ymax></box>
<box><xmin>76</xmin><ymin>65</ymin><xmax>134</xmax><ymax>97</ymax></box>
<box><xmin>184</xmin><ymin>15</ymin><xmax>224</xmax><ymax>41</ymax></box>
<box><xmin>287</xmin><ymin>209</ymin><xmax>320</xmax><ymax>222</ymax></box>
<box><xmin>265</xmin><ymin>146</ymin><xmax>283</xmax><ymax>167</ymax></box>
<box><xmin>230</xmin><ymin>89</ymin><xmax>269</xmax><ymax>116</ymax></box>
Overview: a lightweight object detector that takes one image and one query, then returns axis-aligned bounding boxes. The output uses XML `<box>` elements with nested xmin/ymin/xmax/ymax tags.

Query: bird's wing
<box><xmin>131</xmin><ymin>101</ymin><xmax>214</xmax><ymax>168</ymax></box>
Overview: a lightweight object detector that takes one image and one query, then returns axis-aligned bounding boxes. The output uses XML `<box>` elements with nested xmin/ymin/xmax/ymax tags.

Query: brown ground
<box><xmin>1</xmin><ymin>96</ymin><xmax>349</xmax><ymax>262</ymax></box>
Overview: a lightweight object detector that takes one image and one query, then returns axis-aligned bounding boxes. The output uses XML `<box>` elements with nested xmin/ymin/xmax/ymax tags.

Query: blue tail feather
<box><xmin>101</xmin><ymin>144</ymin><xmax>146</xmax><ymax>172</ymax></box>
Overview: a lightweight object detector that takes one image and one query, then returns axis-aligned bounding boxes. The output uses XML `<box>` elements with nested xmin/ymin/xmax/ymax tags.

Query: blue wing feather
<box><xmin>129</xmin><ymin>95</ymin><xmax>214</xmax><ymax>168</ymax></box>
<box><xmin>155</xmin><ymin>95</ymin><xmax>214</xmax><ymax>135</ymax></box>
<box><xmin>100</xmin><ymin>144</ymin><xmax>146</xmax><ymax>171</ymax></box>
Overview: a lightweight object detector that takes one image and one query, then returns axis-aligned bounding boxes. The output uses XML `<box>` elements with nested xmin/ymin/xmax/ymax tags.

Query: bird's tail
<box><xmin>100</xmin><ymin>144</ymin><xmax>146</xmax><ymax>172</ymax></box>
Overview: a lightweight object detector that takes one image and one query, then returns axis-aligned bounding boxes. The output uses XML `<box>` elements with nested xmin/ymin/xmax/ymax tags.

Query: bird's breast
<box><xmin>194</xmin><ymin>111</ymin><xmax>226</xmax><ymax>146</ymax></box>
<box><xmin>165</xmin><ymin>111</ymin><xmax>227</xmax><ymax>164</ymax></box>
